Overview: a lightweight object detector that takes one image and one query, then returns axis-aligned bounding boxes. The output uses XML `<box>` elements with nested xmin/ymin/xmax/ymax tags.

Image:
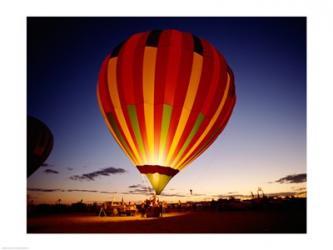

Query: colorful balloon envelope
<box><xmin>27</xmin><ymin>116</ymin><xmax>54</xmax><ymax>177</ymax></box>
<box><xmin>97</xmin><ymin>29</ymin><xmax>236</xmax><ymax>194</ymax></box>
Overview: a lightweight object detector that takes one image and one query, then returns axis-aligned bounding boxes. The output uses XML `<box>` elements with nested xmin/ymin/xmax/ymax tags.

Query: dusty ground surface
<box><xmin>27</xmin><ymin>210</ymin><xmax>306</xmax><ymax>233</ymax></box>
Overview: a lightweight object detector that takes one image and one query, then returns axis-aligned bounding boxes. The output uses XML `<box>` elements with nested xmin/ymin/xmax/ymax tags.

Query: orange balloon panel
<box><xmin>97</xmin><ymin>30</ymin><xmax>236</xmax><ymax>194</ymax></box>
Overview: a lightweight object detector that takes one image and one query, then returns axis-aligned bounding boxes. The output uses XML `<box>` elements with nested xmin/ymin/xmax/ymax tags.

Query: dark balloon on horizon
<box><xmin>27</xmin><ymin>116</ymin><xmax>54</xmax><ymax>177</ymax></box>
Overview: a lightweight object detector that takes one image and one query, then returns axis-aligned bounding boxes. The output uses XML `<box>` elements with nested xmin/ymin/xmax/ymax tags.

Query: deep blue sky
<box><xmin>27</xmin><ymin>17</ymin><xmax>306</xmax><ymax>203</ymax></box>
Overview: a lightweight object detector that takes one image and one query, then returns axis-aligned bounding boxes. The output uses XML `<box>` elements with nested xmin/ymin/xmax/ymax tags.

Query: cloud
<box><xmin>28</xmin><ymin>188</ymin><xmax>64</xmax><ymax>192</ymax></box>
<box><xmin>67</xmin><ymin>167</ymin><xmax>73</xmax><ymax>171</ymax></box>
<box><xmin>126</xmin><ymin>184</ymin><xmax>206</xmax><ymax>197</ymax></box>
<box><xmin>69</xmin><ymin>167</ymin><xmax>126</xmax><ymax>181</ymax></box>
<box><xmin>128</xmin><ymin>189</ymin><xmax>153</xmax><ymax>195</ymax></box>
<box><xmin>126</xmin><ymin>184</ymin><xmax>207</xmax><ymax>197</ymax></box>
<box><xmin>121</xmin><ymin>184</ymin><xmax>154</xmax><ymax>195</ymax></box>
<box><xmin>128</xmin><ymin>184</ymin><xmax>143</xmax><ymax>189</ymax></box>
<box><xmin>28</xmin><ymin>187</ymin><xmax>117</xmax><ymax>194</ymax></box>
<box><xmin>292</xmin><ymin>186</ymin><xmax>307</xmax><ymax>192</ymax></box>
<box><xmin>44</xmin><ymin>169</ymin><xmax>59</xmax><ymax>174</ymax></box>
<box><xmin>214</xmin><ymin>193</ymin><xmax>249</xmax><ymax>199</ymax></box>
<box><xmin>67</xmin><ymin>189</ymin><xmax>97</xmax><ymax>193</ymax></box>
<box><xmin>100</xmin><ymin>191</ymin><xmax>117</xmax><ymax>194</ymax></box>
<box><xmin>159</xmin><ymin>191</ymin><xmax>207</xmax><ymax>197</ymax></box>
<box><xmin>264</xmin><ymin>191</ymin><xmax>306</xmax><ymax>197</ymax></box>
<box><xmin>190</xmin><ymin>193</ymin><xmax>207</xmax><ymax>196</ymax></box>
<box><xmin>128</xmin><ymin>184</ymin><xmax>153</xmax><ymax>193</ymax></box>
<box><xmin>159</xmin><ymin>193</ymin><xmax>187</xmax><ymax>197</ymax></box>
<box><xmin>275</xmin><ymin>173</ymin><xmax>306</xmax><ymax>184</ymax></box>
<box><xmin>41</xmin><ymin>163</ymin><xmax>53</xmax><ymax>167</ymax></box>
<box><xmin>122</xmin><ymin>189</ymin><xmax>188</xmax><ymax>197</ymax></box>
<box><xmin>128</xmin><ymin>184</ymin><xmax>152</xmax><ymax>189</ymax></box>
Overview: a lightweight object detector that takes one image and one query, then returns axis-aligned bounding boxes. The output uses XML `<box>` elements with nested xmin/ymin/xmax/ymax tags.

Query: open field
<box><xmin>27</xmin><ymin>210</ymin><xmax>306</xmax><ymax>233</ymax></box>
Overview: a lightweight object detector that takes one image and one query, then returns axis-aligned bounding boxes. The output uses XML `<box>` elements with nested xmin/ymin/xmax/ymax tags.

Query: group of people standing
<box><xmin>139</xmin><ymin>195</ymin><xmax>167</xmax><ymax>217</ymax></box>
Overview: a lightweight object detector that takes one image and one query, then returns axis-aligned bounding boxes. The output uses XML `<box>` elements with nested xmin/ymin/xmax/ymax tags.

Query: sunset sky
<box><xmin>27</xmin><ymin>17</ymin><xmax>306</xmax><ymax>204</ymax></box>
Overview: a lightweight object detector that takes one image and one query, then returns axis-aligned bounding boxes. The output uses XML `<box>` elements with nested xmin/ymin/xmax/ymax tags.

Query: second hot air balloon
<box><xmin>27</xmin><ymin>116</ymin><xmax>54</xmax><ymax>177</ymax></box>
<box><xmin>97</xmin><ymin>29</ymin><xmax>236</xmax><ymax>194</ymax></box>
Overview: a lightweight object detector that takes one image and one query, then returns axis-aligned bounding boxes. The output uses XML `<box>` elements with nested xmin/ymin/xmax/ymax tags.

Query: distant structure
<box><xmin>257</xmin><ymin>187</ymin><xmax>265</xmax><ymax>199</ymax></box>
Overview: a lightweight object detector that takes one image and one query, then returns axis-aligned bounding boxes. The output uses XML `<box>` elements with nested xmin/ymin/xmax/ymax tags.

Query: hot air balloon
<box><xmin>97</xmin><ymin>29</ymin><xmax>236</xmax><ymax>194</ymax></box>
<box><xmin>27</xmin><ymin>116</ymin><xmax>54</xmax><ymax>177</ymax></box>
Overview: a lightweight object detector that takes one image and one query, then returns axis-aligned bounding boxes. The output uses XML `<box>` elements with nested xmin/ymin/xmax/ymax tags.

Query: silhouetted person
<box><xmin>140</xmin><ymin>202</ymin><xmax>145</xmax><ymax>217</ymax></box>
<box><xmin>99</xmin><ymin>203</ymin><xmax>107</xmax><ymax>217</ymax></box>
<box><xmin>159</xmin><ymin>202</ymin><xmax>163</xmax><ymax>217</ymax></box>
<box><xmin>144</xmin><ymin>199</ymin><xmax>150</xmax><ymax>217</ymax></box>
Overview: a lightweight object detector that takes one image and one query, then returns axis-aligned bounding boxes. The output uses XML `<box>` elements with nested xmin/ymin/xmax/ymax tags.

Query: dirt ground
<box><xmin>27</xmin><ymin>210</ymin><xmax>306</xmax><ymax>233</ymax></box>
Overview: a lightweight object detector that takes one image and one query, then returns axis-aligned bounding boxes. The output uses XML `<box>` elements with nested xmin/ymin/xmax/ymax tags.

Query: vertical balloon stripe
<box><xmin>153</xmin><ymin>104</ymin><xmax>163</xmax><ymax>164</ymax></box>
<box><xmin>177</xmin><ymin>90</ymin><xmax>231</xmax><ymax>171</ymax></box>
<box><xmin>201</xmin><ymin>45</ymin><xmax>225</xmax><ymax>116</ymax></box>
<box><xmin>164</xmin><ymin>33</ymin><xmax>193</xmax><ymax>160</ymax></box>
<box><xmin>179</xmin><ymin>97</ymin><xmax>236</xmax><ymax>170</ymax></box>
<box><xmin>107</xmin><ymin>58</ymin><xmax>143</xmax><ymax>163</ymax></box>
<box><xmin>179</xmin><ymin>127</ymin><xmax>221</xmax><ymax>170</ymax></box>
<box><xmin>158</xmin><ymin>31</ymin><xmax>183</xmax><ymax>163</ymax></box>
<box><xmin>135</xmin><ymin>104</ymin><xmax>149</xmax><ymax>163</ymax></box>
<box><xmin>97</xmin><ymin>89</ymin><xmax>136</xmax><ymax>164</ymax></box>
<box><xmin>154</xmin><ymin>31</ymin><xmax>172</xmax><ymax>163</ymax></box>
<box><xmin>142</xmin><ymin>47</ymin><xmax>156</xmax><ymax>104</ymax></box>
<box><xmin>189</xmin><ymin>99</ymin><xmax>235</xmax><ymax>169</ymax></box>
<box><xmin>163</xmin><ymin>30</ymin><xmax>183</xmax><ymax>105</ymax></box>
<box><xmin>171</xmin><ymin>40</ymin><xmax>215</xmax><ymax>164</ymax></box>
<box><xmin>117</xmin><ymin>33</ymin><xmax>144</xmax><ymax>104</ymax></box>
<box><xmin>166</xmin><ymin>53</ymin><xmax>203</xmax><ymax>165</ymax></box>
<box><xmin>143</xmin><ymin>103</ymin><xmax>154</xmax><ymax>163</ymax></box>
<box><xmin>116</xmin><ymin>33</ymin><xmax>149</xmax><ymax>165</ymax></box>
<box><xmin>97</xmin><ymin>60</ymin><xmax>139</xmax><ymax>165</ymax></box>
<box><xmin>106</xmin><ymin>112</ymin><xmax>137</xmax><ymax>164</ymax></box>
<box><xmin>175</xmin><ymin>72</ymin><xmax>231</xmax><ymax>169</ymax></box>
<box><xmin>130</xmin><ymin>33</ymin><xmax>149</xmax><ymax>163</ymax></box>
<box><xmin>179</xmin><ymin>119</ymin><xmax>225</xmax><ymax>169</ymax></box>
<box><xmin>143</xmin><ymin>47</ymin><xmax>157</xmax><ymax>163</ymax></box>
<box><xmin>179</xmin><ymin>96</ymin><xmax>235</xmax><ymax>170</ymax></box>
<box><xmin>172</xmin><ymin>113</ymin><xmax>205</xmax><ymax>167</ymax></box>
<box><xmin>98</xmin><ymin>56</ymin><xmax>113</xmax><ymax>113</ymax></box>
<box><xmin>127</xmin><ymin>105</ymin><xmax>146</xmax><ymax>161</ymax></box>
<box><xmin>172</xmin><ymin>33</ymin><xmax>194</xmax><ymax>107</ymax></box>
<box><xmin>154</xmin><ymin>30</ymin><xmax>171</xmax><ymax>105</ymax></box>
<box><xmin>191</xmin><ymin>40</ymin><xmax>215</xmax><ymax>113</ymax></box>
<box><xmin>158</xmin><ymin>104</ymin><xmax>172</xmax><ymax>164</ymax></box>
<box><xmin>184</xmin><ymin>100</ymin><xmax>235</xmax><ymax>169</ymax></box>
